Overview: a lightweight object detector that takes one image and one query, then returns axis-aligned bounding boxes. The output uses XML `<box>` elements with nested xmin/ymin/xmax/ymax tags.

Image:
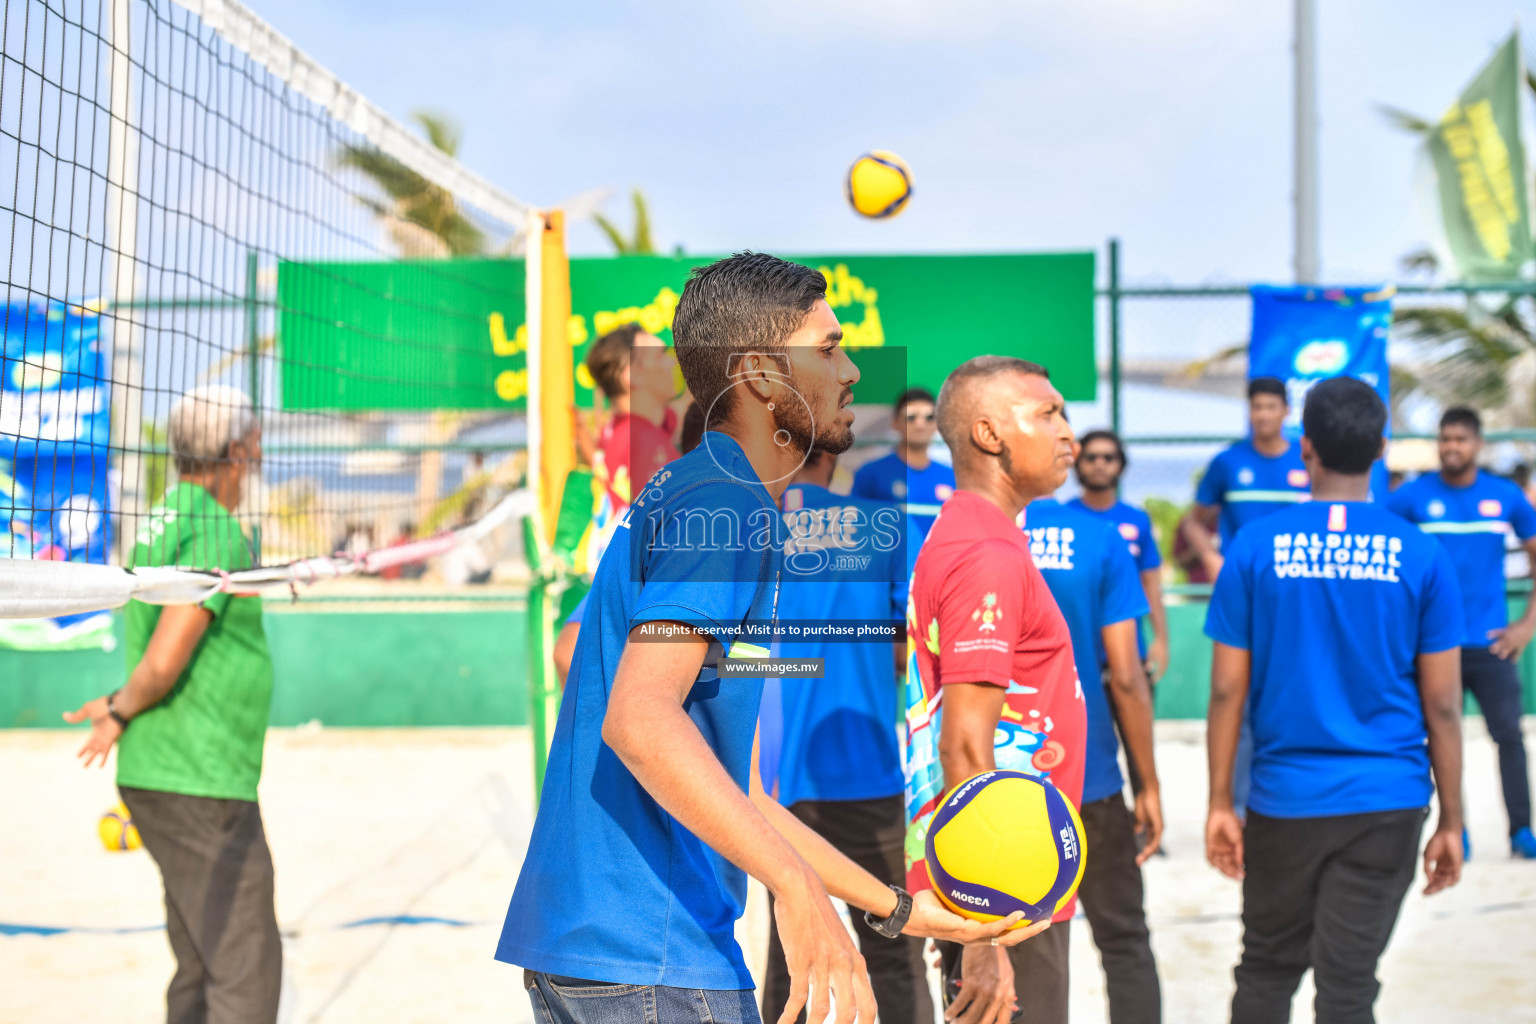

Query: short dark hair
<box><xmin>670</xmin><ymin>252</ymin><xmax>828</xmax><ymax>421</ymax></box>
<box><xmin>1248</xmin><ymin>376</ymin><xmax>1288</xmax><ymax>402</ymax></box>
<box><xmin>1301</xmin><ymin>376</ymin><xmax>1386</xmax><ymax>475</ymax></box>
<box><xmin>1440</xmin><ymin>405</ymin><xmax>1482</xmax><ymax>435</ymax></box>
<box><xmin>936</xmin><ymin>356</ymin><xmax>1049</xmax><ymax>451</ymax></box>
<box><xmin>1077</xmin><ymin>428</ymin><xmax>1126</xmax><ymax>466</ymax></box>
<box><xmin>585</xmin><ymin>322</ymin><xmax>643</xmax><ymax>400</ymax></box>
<box><xmin>894</xmin><ymin>387</ymin><xmax>935</xmax><ymax>413</ymax></box>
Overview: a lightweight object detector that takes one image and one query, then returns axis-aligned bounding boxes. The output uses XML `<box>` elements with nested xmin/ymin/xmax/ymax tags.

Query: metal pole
<box><xmin>1108</xmin><ymin>238</ymin><xmax>1122</xmax><ymax>436</ymax></box>
<box><xmin>245</xmin><ymin>251</ymin><xmax>260</xmax><ymax>408</ymax></box>
<box><xmin>1294</xmin><ymin>0</ymin><xmax>1319</xmax><ymax>284</ymax></box>
<box><xmin>106</xmin><ymin>0</ymin><xmax>143</xmax><ymax>564</ymax></box>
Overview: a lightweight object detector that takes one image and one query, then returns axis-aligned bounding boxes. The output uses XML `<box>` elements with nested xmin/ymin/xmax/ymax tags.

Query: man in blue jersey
<box><xmin>1026</xmin><ymin>498</ymin><xmax>1164</xmax><ymax>1024</ymax></box>
<box><xmin>758</xmin><ymin>450</ymin><xmax>931</xmax><ymax>1024</ymax></box>
<box><xmin>852</xmin><ymin>387</ymin><xmax>956</xmax><ymax>544</ymax></box>
<box><xmin>1205</xmin><ymin>377</ymin><xmax>1465</xmax><ymax>1023</ymax></box>
<box><xmin>1181</xmin><ymin>376</ymin><xmax>1310</xmax><ymax>580</ymax></box>
<box><xmin>1387</xmin><ymin>406</ymin><xmax>1536</xmax><ymax>859</ymax></box>
<box><xmin>1069</xmin><ymin>429</ymin><xmax>1171</xmax><ymax>684</ymax></box>
<box><xmin>498</xmin><ymin>252</ymin><xmax>1038</xmax><ymax>1024</ymax></box>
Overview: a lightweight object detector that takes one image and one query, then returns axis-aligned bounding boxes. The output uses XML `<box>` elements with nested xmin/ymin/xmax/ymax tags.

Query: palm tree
<box><xmin>337</xmin><ymin>111</ymin><xmax>486</xmax><ymax>257</ymax></box>
<box><xmin>1378</xmin><ymin>76</ymin><xmax>1536</xmax><ymax>426</ymax></box>
<box><xmin>593</xmin><ymin>189</ymin><xmax>656</xmax><ymax>254</ymax></box>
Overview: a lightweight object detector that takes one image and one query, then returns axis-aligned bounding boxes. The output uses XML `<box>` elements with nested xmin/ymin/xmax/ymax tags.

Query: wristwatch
<box><xmin>106</xmin><ymin>690</ymin><xmax>130</xmax><ymax>731</ymax></box>
<box><xmin>864</xmin><ymin>885</ymin><xmax>912</xmax><ymax>939</ymax></box>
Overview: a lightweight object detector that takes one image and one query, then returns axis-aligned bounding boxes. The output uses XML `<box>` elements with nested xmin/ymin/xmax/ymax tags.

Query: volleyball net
<box><xmin>0</xmin><ymin>0</ymin><xmax>572</xmax><ymax>619</ymax></box>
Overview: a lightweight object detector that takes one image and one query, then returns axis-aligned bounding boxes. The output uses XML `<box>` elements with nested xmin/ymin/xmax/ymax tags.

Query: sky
<box><xmin>248</xmin><ymin>0</ymin><xmax>1532</xmax><ymax>286</ymax></box>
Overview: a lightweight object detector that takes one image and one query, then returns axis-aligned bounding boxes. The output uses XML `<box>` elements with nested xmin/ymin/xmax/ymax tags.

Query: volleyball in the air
<box><xmin>98</xmin><ymin>802</ymin><xmax>142</xmax><ymax>852</ymax></box>
<box><xmin>845</xmin><ymin>150</ymin><xmax>913</xmax><ymax>219</ymax></box>
<box><xmin>925</xmin><ymin>769</ymin><xmax>1086</xmax><ymax>925</ymax></box>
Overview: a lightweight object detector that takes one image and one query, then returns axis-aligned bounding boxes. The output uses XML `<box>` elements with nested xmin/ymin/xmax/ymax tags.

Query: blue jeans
<box><xmin>525</xmin><ymin>971</ymin><xmax>761</xmax><ymax>1024</ymax></box>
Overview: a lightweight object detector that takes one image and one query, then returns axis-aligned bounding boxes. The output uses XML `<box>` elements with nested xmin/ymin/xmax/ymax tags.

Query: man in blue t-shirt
<box><xmin>498</xmin><ymin>253</ymin><xmax>1034</xmax><ymax>1024</ymax></box>
<box><xmin>1387</xmin><ymin>405</ymin><xmax>1536</xmax><ymax>860</ymax></box>
<box><xmin>1204</xmin><ymin>377</ymin><xmax>1465</xmax><ymax>1023</ymax></box>
<box><xmin>1026</xmin><ymin>498</ymin><xmax>1163</xmax><ymax>1024</ymax></box>
<box><xmin>851</xmin><ymin>386</ymin><xmax>956</xmax><ymax>544</ymax></box>
<box><xmin>1181</xmin><ymin>376</ymin><xmax>1310</xmax><ymax>581</ymax></box>
<box><xmin>1068</xmin><ymin>429</ymin><xmax>1171</xmax><ymax>684</ymax></box>
<box><xmin>757</xmin><ymin>451</ymin><xmax>931</xmax><ymax>1024</ymax></box>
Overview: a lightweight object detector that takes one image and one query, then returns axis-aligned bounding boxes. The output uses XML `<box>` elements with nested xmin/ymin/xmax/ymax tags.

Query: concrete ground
<box><xmin>2</xmin><ymin>720</ymin><xmax>1533</xmax><ymax>1023</ymax></box>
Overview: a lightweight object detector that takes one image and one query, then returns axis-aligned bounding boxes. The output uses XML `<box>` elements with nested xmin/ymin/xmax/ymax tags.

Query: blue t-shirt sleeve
<box><xmin>565</xmin><ymin>593</ymin><xmax>589</xmax><ymax>626</ymax></box>
<box><xmin>1418</xmin><ymin>543</ymin><xmax>1466</xmax><ymax>654</ymax></box>
<box><xmin>1101</xmin><ymin>534</ymin><xmax>1150</xmax><ymax>626</ymax></box>
<box><xmin>851</xmin><ymin>462</ymin><xmax>881</xmax><ymax>500</ymax></box>
<box><xmin>630</xmin><ymin>485</ymin><xmax>775</xmax><ymax>645</ymax></box>
<box><xmin>1195</xmin><ymin>453</ymin><xmax>1226</xmax><ymax>507</ymax></box>
<box><xmin>1507</xmin><ymin>486</ymin><xmax>1536</xmax><ymax>541</ymax></box>
<box><xmin>1133</xmin><ymin>509</ymin><xmax>1163</xmax><ymax>571</ymax></box>
<box><xmin>1203</xmin><ymin>534</ymin><xmax>1253</xmax><ymax>649</ymax></box>
<box><xmin>1384</xmin><ymin>484</ymin><xmax>1415</xmax><ymax>521</ymax></box>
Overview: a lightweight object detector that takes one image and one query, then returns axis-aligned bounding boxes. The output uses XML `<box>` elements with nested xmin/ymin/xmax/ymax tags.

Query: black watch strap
<box><xmin>864</xmin><ymin>885</ymin><xmax>912</xmax><ymax>939</ymax></box>
<box><xmin>106</xmin><ymin>690</ymin><xmax>130</xmax><ymax>730</ymax></box>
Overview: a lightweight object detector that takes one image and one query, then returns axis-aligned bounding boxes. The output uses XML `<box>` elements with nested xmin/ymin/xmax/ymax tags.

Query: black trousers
<box><xmin>1462</xmin><ymin>646</ymin><xmax>1532</xmax><ymax>836</ymax></box>
<box><xmin>119</xmin><ymin>787</ymin><xmax>283</xmax><ymax>1024</ymax></box>
<box><xmin>938</xmin><ymin>919</ymin><xmax>1071</xmax><ymax>1024</ymax></box>
<box><xmin>1077</xmin><ymin>794</ymin><xmax>1160</xmax><ymax>1024</ymax></box>
<box><xmin>1233</xmin><ymin>808</ymin><xmax>1426</xmax><ymax>1024</ymax></box>
<box><xmin>762</xmin><ymin>795</ymin><xmax>933</xmax><ymax>1024</ymax></box>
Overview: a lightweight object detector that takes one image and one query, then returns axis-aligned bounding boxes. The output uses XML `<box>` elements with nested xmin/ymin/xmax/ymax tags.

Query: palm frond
<box><xmin>592</xmin><ymin>212</ymin><xmax>631</xmax><ymax>254</ymax></box>
<box><xmin>1183</xmin><ymin>340</ymin><xmax>1249</xmax><ymax>379</ymax></box>
<box><xmin>1376</xmin><ymin>103</ymin><xmax>1434</xmax><ymax>135</ymax></box>
<box><xmin>631</xmin><ymin>190</ymin><xmax>655</xmax><ymax>254</ymax></box>
<box><xmin>1399</xmin><ymin>247</ymin><xmax>1440</xmax><ymax>276</ymax></box>
<box><xmin>411</xmin><ymin>111</ymin><xmax>462</xmax><ymax>159</ymax></box>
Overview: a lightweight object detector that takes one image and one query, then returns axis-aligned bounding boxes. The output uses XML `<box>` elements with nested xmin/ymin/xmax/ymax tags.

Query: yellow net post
<box><xmin>538</xmin><ymin>209</ymin><xmax>575</xmax><ymax>545</ymax></box>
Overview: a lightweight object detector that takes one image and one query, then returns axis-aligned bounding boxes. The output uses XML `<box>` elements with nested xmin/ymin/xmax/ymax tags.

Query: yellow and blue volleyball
<box><xmin>845</xmin><ymin>150</ymin><xmax>913</xmax><ymax>219</ymax></box>
<box><xmin>925</xmin><ymin>769</ymin><xmax>1086</xmax><ymax>925</ymax></box>
<box><xmin>98</xmin><ymin>802</ymin><xmax>142</xmax><ymax>852</ymax></box>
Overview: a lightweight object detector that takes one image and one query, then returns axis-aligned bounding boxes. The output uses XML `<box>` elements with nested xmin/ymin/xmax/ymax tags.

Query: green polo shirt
<box><xmin>116</xmin><ymin>482</ymin><xmax>273</xmax><ymax>801</ymax></box>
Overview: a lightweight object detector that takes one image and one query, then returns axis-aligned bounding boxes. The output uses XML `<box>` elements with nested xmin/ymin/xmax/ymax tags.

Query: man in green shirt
<box><xmin>66</xmin><ymin>385</ymin><xmax>280</xmax><ymax>1024</ymax></box>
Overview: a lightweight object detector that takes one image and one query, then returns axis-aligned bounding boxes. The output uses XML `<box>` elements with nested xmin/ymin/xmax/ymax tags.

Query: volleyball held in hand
<box><xmin>98</xmin><ymin>802</ymin><xmax>142</xmax><ymax>852</ymax></box>
<box><xmin>925</xmin><ymin>769</ymin><xmax>1085</xmax><ymax>925</ymax></box>
<box><xmin>845</xmin><ymin>150</ymin><xmax>913</xmax><ymax>219</ymax></box>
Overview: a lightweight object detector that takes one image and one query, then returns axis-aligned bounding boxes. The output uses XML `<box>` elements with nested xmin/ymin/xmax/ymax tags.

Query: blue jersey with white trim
<box><xmin>1195</xmin><ymin>440</ymin><xmax>1310</xmax><ymax>546</ymax></box>
<box><xmin>1387</xmin><ymin>470</ymin><xmax>1536</xmax><ymax>648</ymax></box>
<box><xmin>852</xmin><ymin>452</ymin><xmax>956</xmax><ymax>545</ymax></box>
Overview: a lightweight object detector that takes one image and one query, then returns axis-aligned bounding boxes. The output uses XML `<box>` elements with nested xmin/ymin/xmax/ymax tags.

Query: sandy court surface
<box><xmin>2</xmin><ymin>720</ymin><xmax>1534</xmax><ymax>1023</ymax></box>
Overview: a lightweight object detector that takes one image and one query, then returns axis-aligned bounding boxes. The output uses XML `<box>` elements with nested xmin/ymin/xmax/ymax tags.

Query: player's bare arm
<box><xmin>1206</xmin><ymin>641</ymin><xmax>1250</xmax><ymax>880</ymax></box>
<box><xmin>64</xmin><ymin>604</ymin><xmax>212</xmax><ymax>768</ymax></box>
<box><xmin>1103</xmin><ymin>618</ymin><xmax>1163</xmax><ymax>860</ymax></box>
<box><xmin>1140</xmin><ymin>567</ymin><xmax>1171</xmax><ymax>682</ymax></box>
<box><xmin>1180</xmin><ymin>504</ymin><xmax>1223</xmax><ymax>579</ymax></box>
<box><xmin>1416</xmin><ymin>647</ymin><xmax>1464</xmax><ymax>895</ymax></box>
<box><xmin>1490</xmin><ymin>536</ymin><xmax>1536</xmax><ymax>660</ymax></box>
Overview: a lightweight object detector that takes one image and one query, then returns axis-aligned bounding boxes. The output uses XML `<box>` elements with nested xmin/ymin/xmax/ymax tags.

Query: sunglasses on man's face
<box><xmin>905</xmin><ymin>411</ymin><xmax>935</xmax><ymax>423</ymax></box>
<box><xmin>1079</xmin><ymin>452</ymin><xmax>1122</xmax><ymax>464</ymax></box>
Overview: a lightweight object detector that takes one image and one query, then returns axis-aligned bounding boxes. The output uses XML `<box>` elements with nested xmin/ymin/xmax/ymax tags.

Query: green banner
<box><xmin>279</xmin><ymin>251</ymin><xmax>1095</xmax><ymax>411</ymax></box>
<box><xmin>1424</xmin><ymin>31</ymin><xmax>1532</xmax><ymax>281</ymax></box>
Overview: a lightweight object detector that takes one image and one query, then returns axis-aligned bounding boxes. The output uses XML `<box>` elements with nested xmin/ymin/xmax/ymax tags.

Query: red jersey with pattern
<box><xmin>902</xmin><ymin>490</ymin><xmax>1085</xmax><ymax>922</ymax></box>
<box><xmin>587</xmin><ymin>409</ymin><xmax>679</xmax><ymax>570</ymax></box>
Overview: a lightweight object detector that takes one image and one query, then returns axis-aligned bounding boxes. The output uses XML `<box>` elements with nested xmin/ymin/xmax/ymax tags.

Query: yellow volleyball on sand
<box><xmin>98</xmin><ymin>802</ymin><xmax>142</xmax><ymax>852</ymax></box>
<box><xmin>845</xmin><ymin>150</ymin><xmax>913</xmax><ymax>219</ymax></box>
<box><xmin>925</xmin><ymin>769</ymin><xmax>1086</xmax><ymax>925</ymax></box>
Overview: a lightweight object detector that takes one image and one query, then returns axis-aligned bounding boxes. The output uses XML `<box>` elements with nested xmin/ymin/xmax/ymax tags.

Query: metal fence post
<box><xmin>245</xmin><ymin>251</ymin><xmax>261</xmax><ymax>408</ymax></box>
<box><xmin>1108</xmin><ymin>238</ymin><xmax>1122</xmax><ymax>436</ymax></box>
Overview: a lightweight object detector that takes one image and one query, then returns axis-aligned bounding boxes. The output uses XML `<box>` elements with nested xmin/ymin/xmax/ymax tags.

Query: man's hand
<box><xmin>1145</xmin><ymin>636</ymin><xmax>1170</xmax><ymax>684</ymax></box>
<box><xmin>1422</xmin><ymin>826</ymin><xmax>1463</xmax><ymax>895</ymax></box>
<box><xmin>1206</xmin><ymin>806</ymin><xmax>1244</xmax><ymax>880</ymax></box>
<box><xmin>946</xmin><ymin>942</ymin><xmax>1015</xmax><ymax>1024</ymax></box>
<box><xmin>904</xmin><ymin>889</ymin><xmax>1050</xmax><ymax>948</ymax></box>
<box><xmin>1134</xmin><ymin>787</ymin><xmax>1164</xmax><ymax>864</ymax></box>
<box><xmin>772</xmin><ymin>863</ymin><xmax>878</xmax><ymax>1024</ymax></box>
<box><xmin>62</xmin><ymin>697</ymin><xmax>122</xmax><ymax>769</ymax></box>
<box><xmin>1489</xmin><ymin>620</ymin><xmax>1534</xmax><ymax>661</ymax></box>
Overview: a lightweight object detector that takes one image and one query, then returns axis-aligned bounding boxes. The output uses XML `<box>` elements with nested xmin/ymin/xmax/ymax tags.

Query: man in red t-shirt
<box><xmin>582</xmin><ymin>322</ymin><xmax>682</xmax><ymax>570</ymax></box>
<box><xmin>904</xmin><ymin>356</ymin><xmax>1084</xmax><ymax>1024</ymax></box>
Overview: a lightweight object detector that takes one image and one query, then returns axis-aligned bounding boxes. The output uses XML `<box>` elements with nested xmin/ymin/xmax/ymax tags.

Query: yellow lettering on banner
<box><xmin>592</xmin><ymin>287</ymin><xmax>681</xmax><ymax>338</ymax></box>
<box><xmin>1440</xmin><ymin>102</ymin><xmax>1515</xmax><ymax>262</ymax></box>
<box><xmin>489</xmin><ymin>311</ymin><xmax>524</xmax><ymax>356</ymax></box>
<box><xmin>495</xmin><ymin>368</ymin><xmax>527</xmax><ymax>403</ymax></box>
<box><xmin>1467</xmin><ymin>100</ymin><xmax>1519</xmax><ymax>222</ymax></box>
<box><xmin>817</xmin><ymin>263</ymin><xmax>885</xmax><ymax>350</ymax></box>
